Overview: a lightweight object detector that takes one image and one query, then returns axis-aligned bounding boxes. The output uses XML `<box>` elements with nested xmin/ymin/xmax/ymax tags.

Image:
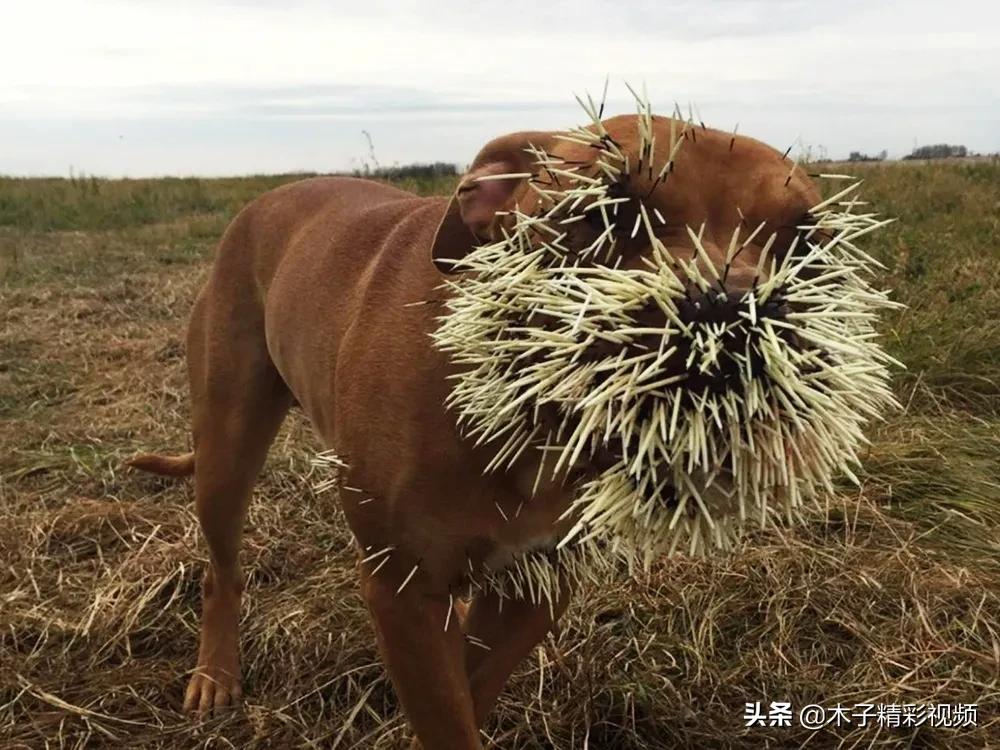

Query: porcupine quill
<box><xmin>320</xmin><ymin>84</ymin><xmax>902</xmax><ymax>607</ymax></box>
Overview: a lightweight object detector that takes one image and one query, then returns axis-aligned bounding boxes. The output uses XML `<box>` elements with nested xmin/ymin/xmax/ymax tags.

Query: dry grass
<box><xmin>1</xmin><ymin>165</ymin><xmax>999</xmax><ymax>748</ymax></box>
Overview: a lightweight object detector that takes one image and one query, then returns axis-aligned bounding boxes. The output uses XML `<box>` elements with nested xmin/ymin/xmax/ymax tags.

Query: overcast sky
<box><xmin>3</xmin><ymin>0</ymin><xmax>998</xmax><ymax>177</ymax></box>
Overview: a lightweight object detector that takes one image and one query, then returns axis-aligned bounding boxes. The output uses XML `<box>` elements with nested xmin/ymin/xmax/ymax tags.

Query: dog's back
<box><xmin>207</xmin><ymin>175</ymin><xmax>437</xmax><ymax>322</ymax></box>
<box><xmin>255</xmin><ymin>177</ymin><xmax>450</xmax><ymax>437</ymax></box>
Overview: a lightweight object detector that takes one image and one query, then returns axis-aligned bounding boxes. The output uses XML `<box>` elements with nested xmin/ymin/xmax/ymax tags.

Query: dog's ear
<box><xmin>431</xmin><ymin>131</ymin><xmax>556</xmax><ymax>274</ymax></box>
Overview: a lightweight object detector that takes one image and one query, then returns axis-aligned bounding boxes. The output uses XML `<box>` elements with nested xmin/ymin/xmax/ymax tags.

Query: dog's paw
<box><xmin>183</xmin><ymin>667</ymin><xmax>243</xmax><ymax>716</ymax></box>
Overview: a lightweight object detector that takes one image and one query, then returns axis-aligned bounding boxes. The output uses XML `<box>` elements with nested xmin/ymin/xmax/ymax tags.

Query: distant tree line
<box><xmin>903</xmin><ymin>144</ymin><xmax>968</xmax><ymax>160</ymax></box>
<box><xmin>351</xmin><ymin>162</ymin><xmax>459</xmax><ymax>179</ymax></box>
<box><xmin>844</xmin><ymin>144</ymin><xmax>976</xmax><ymax>162</ymax></box>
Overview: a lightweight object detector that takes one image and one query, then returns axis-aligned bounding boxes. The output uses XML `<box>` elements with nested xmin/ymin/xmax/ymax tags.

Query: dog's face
<box><xmin>442</xmin><ymin>115</ymin><xmax>819</xmax><ymax>285</ymax></box>
<box><xmin>432</xmin><ymin>110</ymin><xmax>899</xmax><ymax>564</ymax></box>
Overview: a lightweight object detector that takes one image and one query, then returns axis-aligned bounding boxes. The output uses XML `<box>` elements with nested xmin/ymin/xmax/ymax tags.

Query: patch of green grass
<box><xmin>801</xmin><ymin>161</ymin><xmax>1000</xmax><ymax>566</ymax></box>
<box><xmin>0</xmin><ymin>227</ymin><xmax>216</xmax><ymax>287</ymax></box>
<box><xmin>0</xmin><ymin>340</ymin><xmax>77</xmax><ymax>419</ymax></box>
<box><xmin>0</xmin><ymin>174</ymin><xmax>291</xmax><ymax>231</ymax></box>
<box><xmin>0</xmin><ymin>173</ymin><xmax>459</xmax><ymax>289</ymax></box>
<box><xmin>863</xmin><ymin>413</ymin><xmax>1000</xmax><ymax>516</ymax></box>
<box><xmin>819</xmin><ymin>163</ymin><xmax>1000</xmax><ymax>416</ymax></box>
<box><xmin>0</xmin><ymin>173</ymin><xmax>459</xmax><ymax>233</ymax></box>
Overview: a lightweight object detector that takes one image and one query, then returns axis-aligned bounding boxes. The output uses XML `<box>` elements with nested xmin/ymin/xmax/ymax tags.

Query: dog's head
<box><xmin>432</xmin><ymin>115</ymin><xmax>816</xmax><ymax>282</ymax></box>
<box><xmin>432</xmin><ymin>95</ymin><xmax>901</xmax><ymax>565</ymax></box>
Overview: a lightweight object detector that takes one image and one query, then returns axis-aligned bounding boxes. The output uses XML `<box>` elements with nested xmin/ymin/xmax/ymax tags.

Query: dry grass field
<box><xmin>1</xmin><ymin>162</ymin><xmax>999</xmax><ymax>748</ymax></box>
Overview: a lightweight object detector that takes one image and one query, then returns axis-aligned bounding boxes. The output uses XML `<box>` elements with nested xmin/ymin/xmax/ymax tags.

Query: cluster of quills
<box><xmin>317</xmin><ymin>85</ymin><xmax>903</xmax><ymax>610</ymax></box>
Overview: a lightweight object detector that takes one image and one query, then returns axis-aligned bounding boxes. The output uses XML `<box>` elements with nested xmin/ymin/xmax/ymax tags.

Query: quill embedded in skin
<box><xmin>319</xmin><ymin>86</ymin><xmax>903</xmax><ymax>606</ymax></box>
<box><xmin>430</xmin><ymin>87</ymin><xmax>902</xmax><ymax>599</ymax></box>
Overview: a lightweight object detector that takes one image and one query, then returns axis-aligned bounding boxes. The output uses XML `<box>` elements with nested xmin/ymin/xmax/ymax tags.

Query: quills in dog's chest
<box><xmin>457</xmin><ymin>534</ymin><xmax>619</xmax><ymax>616</ymax></box>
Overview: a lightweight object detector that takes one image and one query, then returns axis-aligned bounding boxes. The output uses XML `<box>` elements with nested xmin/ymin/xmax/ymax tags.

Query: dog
<box><xmin>130</xmin><ymin>112</ymin><xmax>821</xmax><ymax>748</ymax></box>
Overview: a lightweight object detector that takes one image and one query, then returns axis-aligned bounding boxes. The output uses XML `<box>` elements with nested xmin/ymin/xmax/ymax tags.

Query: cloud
<box><xmin>2</xmin><ymin>0</ymin><xmax>997</xmax><ymax>175</ymax></box>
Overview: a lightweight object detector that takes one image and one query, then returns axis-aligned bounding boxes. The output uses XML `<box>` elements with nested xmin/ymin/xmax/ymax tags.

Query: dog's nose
<box><xmin>676</xmin><ymin>289</ymin><xmax>743</xmax><ymax>327</ymax></box>
<box><xmin>677</xmin><ymin>288</ymin><xmax>788</xmax><ymax>327</ymax></box>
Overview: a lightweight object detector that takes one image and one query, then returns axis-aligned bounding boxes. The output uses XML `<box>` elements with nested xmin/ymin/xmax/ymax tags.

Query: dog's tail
<box><xmin>127</xmin><ymin>451</ymin><xmax>195</xmax><ymax>478</ymax></box>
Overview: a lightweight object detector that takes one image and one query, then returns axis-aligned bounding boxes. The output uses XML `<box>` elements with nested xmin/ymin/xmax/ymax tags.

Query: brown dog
<box><xmin>130</xmin><ymin>113</ymin><xmax>819</xmax><ymax>748</ymax></box>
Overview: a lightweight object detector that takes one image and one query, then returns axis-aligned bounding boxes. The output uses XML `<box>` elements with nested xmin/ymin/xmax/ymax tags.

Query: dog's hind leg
<box><xmin>181</xmin><ymin>290</ymin><xmax>293</xmax><ymax>714</ymax></box>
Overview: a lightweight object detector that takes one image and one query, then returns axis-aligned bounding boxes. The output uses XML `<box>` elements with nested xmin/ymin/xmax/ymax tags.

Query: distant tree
<box><xmin>847</xmin><ymin>150</ymin><xmax>885</xmax><ymax>162</ymax></box>
<box><xmin>351</xmin><ymin>131</ymin><xmax>459</xmax><ymax>179</ymax></box>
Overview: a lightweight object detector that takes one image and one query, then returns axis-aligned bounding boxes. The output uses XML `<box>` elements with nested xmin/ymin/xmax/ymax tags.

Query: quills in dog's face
<box><xmin>433</xmin><ymin>84</ymin><xmax>903</xmax><ymax>579</ymax></box>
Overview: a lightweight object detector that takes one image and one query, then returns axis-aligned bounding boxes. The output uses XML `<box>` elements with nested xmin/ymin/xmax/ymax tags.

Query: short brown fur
<box><xmin>130</xmin><ymin>114</ymin><xmax>819</xmax><ymax>748</ymax></box>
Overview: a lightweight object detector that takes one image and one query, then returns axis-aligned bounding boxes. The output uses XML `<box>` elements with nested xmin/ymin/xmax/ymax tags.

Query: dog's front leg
<box><xmin>360</xmin><ymin>566</ymin><xmax>483</xmax><ymax>750</ymax></box>
<box><xmin>462</xmin><ymin>587</ymin><xmax>572</xmax><ymax>726</ymax></box>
